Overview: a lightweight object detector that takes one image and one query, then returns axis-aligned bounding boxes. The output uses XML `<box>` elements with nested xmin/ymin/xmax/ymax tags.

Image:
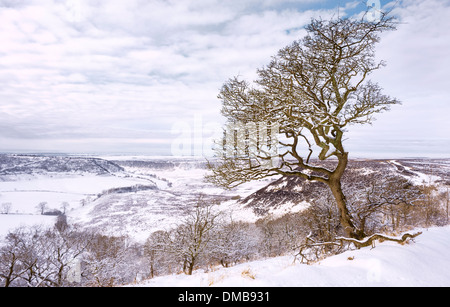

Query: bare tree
<box><xmin>144</xmin><ymin>230</ymin><xmax>172</xmax><ymax>278</ymax></box>
<box><xmin>0</xmin><ymin>227</ymin><xmax>33</xmax><ymax>287</ymax></box>
<box><xmin>37</xmin><ymin>202</ymin><xmax>47</xmax><ymax>215</ymax></box>
<box><xmin>168</xmin><ymin>197</ymin><xmax>222</xmax><ymax>275</ymax></box>
<box><xmin>344</xmin><ymin>175</ymin><xmax>423</xmax><ymax>235</ymax></box>
<box><xmin>60</xmin><ymin>202</ymin><xmax>69</xmax><ymax>214</ymax></box>
<box><xmin>82</xmin><ymin>234</ymin><xmax>131</xmax><ymax>286</ymax></box>
<box><xmin>0</xmin><ymin>224</ymin><xmax>93</xmax><ymax>287</ymax></box>
<box><xmin>416</xmin><ymin>184</ymin><xmax>447</xmax><ymax>228</ymax></box>
<box><xmin>206</xmin><ymin>14</ymin><xmax>399</xmax><ymax>240</ymax></box>
<box><xmin>213</xmin><ymin>220</ymin><xmax>260</xmax><ymax>267</ymax></box>
<box><xmin>445</xmin><ymin>188</ymin><xmax>449</xmax><ymax>224</ymax></box>
<box><xmin>1</xmin><ymin>202</ymin><xmax>12</xmax><ymax>215</ymax></box>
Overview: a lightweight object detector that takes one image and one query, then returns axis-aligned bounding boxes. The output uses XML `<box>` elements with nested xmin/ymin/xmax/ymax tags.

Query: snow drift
<box><xmin>131</xmin><ymin>226</ymin><xmax>450</xmax><ymax>287</ymax></box>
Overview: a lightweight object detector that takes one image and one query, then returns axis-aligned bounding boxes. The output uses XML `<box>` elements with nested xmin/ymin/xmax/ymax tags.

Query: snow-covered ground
<box><xmin>1</xmin><ymin>155</ymin><xmax>450</xmax><ymax>287</ymax></box>
<box><xmin>0</xmin><ymin>214</ymin><xmax>56</xmax><ymax>237</ymax></box>
<box><xmin>1</xmin><ymin>156</ymin><xmax>449</xmax><ymax>243</ymax></box>
<box><xmin>130</xmin><ymin>226</ymin><xmax>450</xmax><ymax>287</ymax></box>
<box><xmin>0</xmin><ymin>155</ymin><xmax>273</xmax><ymax>240</ymax></box>
<box><xmin>0</xmin><ymin>173</ymin><xmax>153</xmax><ymax>214</ymax></box>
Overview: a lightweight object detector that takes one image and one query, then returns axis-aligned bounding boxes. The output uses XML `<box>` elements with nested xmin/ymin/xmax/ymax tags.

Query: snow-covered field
<box><xmin>130</xmin><ymin>226</ymin><xmax>450</xmax><ymax>287</ymax></box>
<box><xmin>1</xmin><ymin>154</ymin><xmax>450</xmax><ymax>287</ymax></box>
<box><xmin>0</xmin><ymin>214</ymin><xmax>56</xmax><ymax>237</ymax></box>
<box><xmin>1</xmin><ymin>155</ymin><xmax>449</xmax><ymax>241</ymax></box>
<box><xmin>0</xmin><ymin>155</ymin><xmax>273</xmax><ymax>240</ymax></box>
<box><xmin>0</xmin><ymin>174</ymin><xmax>152</xmax><ymax>213</ymax></box>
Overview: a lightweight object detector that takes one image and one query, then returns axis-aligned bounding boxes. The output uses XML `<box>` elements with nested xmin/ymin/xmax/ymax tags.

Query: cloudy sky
<box><xmin>0</xmin><ymin>0</ymin><xmax>449</xmax><ymax>158</ymax></box>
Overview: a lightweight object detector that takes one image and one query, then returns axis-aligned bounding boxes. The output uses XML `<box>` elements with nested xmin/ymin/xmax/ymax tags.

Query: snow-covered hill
<box><xmin>130</xmin><ymin>225</ymin><xmax>450</xmax><ymax>287</ymax></box>
<box><xmin>68</xmin><ymin>156</ymin><xmax>272</xmax><ymax>240</ymax></box>
<box><xmin>1</xmin><ymin>154</ymin><xmax>449</xmax><ymax>287</ymax></box>
<box><xmin>1</xmin><ymin>155</ymin><xmax>449</xmax><ymax>241</ymax></box>
<box><xmin>0</xmin><ymin>154</ymin><xmax>123</xmax><ymax>178</ymax></box>
<box><xmin>239</xmin><ymin>158</ymin><xmax>450</xmax><ymax>217</ymax></box>
<box><xmin>0</xmin><ymin>155</ymin><xmax>273</xmax><ymax>240</ymax></box>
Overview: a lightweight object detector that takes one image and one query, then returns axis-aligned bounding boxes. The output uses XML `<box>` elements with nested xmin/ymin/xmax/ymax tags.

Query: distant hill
<box><xmin>0</xmin><ymin>154</ymin><xmax>124</xmax><ymax>178</ymax></box>
<box><xmin>239</xmin><ymin>159</ymin><xmax>450</xmax><ymax>216</ymax></box>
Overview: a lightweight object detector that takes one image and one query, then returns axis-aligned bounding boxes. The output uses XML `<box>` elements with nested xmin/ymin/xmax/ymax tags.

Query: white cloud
<box><xmin>346</xmin><ymin>0</ymin><xmax>450</xmax><ymax>158</ymax></box>
<box><xmin>0</xmin><ymin>0</ymin><xmax>449</xmax><ymax>156</ymax></box>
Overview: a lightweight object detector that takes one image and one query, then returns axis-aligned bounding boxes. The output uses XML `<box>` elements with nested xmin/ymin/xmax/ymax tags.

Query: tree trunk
<box><xmin>187</xmin><ymin>261</ymin><xmax>194</xmax><ymax>275</ymax></box>
<box><xmin>328</xmin><ymin>179</ymin><xmax>360</xmax><ymax>239</ymax></box>
<box><xmin>327</xmin><ymin>153</ymin><xmax>362</xmax><ymax>239</ymax></box>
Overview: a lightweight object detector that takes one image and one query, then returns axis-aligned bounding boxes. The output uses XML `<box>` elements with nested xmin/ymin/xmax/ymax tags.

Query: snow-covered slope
<box><xmin>1</xmin><ymin>155</ymin><xmax>450</xmax><ymax>287</ymax></box>
<box><xmin>1</xmin><ymin>156</ymin><xmax>449</xmax><ymax>242</ymax></box>
<box><xmin>239</xmin><ymin>158</ymin><xmax>450</xmax><ymax>217</ymax></box>
<box><xmin>66</xmin><ymin>157</ymin><xmax>270</xmax><ymax>240</ymax></box>
<box><xmin>0</xmin><ymin>155</ymin><xmax>272</xmax><ymax>240</ymax></box>
<box><xmin>130</xmin><ymin>226</ymin><xmax>450</xmax><ymax>287</ymax></box>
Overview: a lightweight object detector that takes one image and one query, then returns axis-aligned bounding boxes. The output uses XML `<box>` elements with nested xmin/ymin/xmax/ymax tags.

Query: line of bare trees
<box><xmin>0</xmin><ymin>215</ymin><xmax>145</xmax><ymax>287</ymax></box>
<box><xmin>144</xmin><ymin>200</ymin><xmax>261</xmax><ymax>277</ymax></box>
<box><xmin>1</xmin><ymin>175</ymin><xmax>449</xmax><ymax>287</ymax></box>
<box><xmin>293</xmin><ymin>174</ymin><xmax>449</xmax><ymax>263</ymax></box>
<box><xmin>144</xmin><ymin>175</ymin><xmax>449</xmax><ymax>273</ymax></box>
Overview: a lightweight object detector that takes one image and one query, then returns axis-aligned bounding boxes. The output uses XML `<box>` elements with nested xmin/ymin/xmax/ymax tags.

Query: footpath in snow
<box><xmin>131</xmin><ymin>226</ymin><xmax>450</xmax><ymax>287</ymax></box>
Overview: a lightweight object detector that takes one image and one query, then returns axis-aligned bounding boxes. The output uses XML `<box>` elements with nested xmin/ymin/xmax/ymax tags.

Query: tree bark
<box><xmin>328</xmin><ymin>180</ymin><xmax>360</xmax><ymax>239</ymax></box>
<box><xmin>297</xmin><ymin>231</ymin><xmax>422</xmax><ymax>263</ymax></box>
<box><xmin>327</xmin><ymin>153</ymin><xmax>361</xmax><ymax>239</ymax></box>
<box><xmin>337</xmin><ymin>231</ymin><xmax>422</xmax><ymax>248</ymax></box>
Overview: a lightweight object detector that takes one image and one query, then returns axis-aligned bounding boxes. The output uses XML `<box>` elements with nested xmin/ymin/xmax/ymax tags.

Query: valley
<box><xmin>0</xmin><ymin>154</ymin><xmax>449</xmax><ymax>242</ymax></box>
